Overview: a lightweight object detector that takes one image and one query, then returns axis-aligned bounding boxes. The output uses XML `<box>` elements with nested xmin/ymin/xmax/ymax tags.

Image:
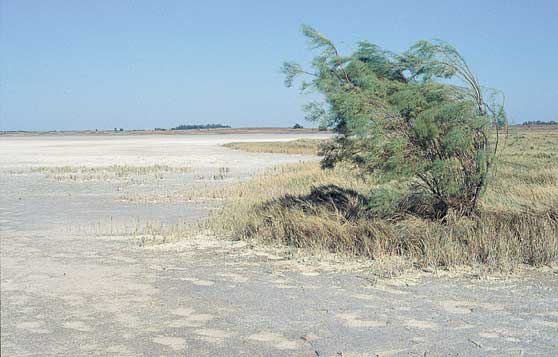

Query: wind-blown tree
<box><xmin>283</xmin><ymin>26</ymin><xmax>506</xmax><ymax>218</ymax></box>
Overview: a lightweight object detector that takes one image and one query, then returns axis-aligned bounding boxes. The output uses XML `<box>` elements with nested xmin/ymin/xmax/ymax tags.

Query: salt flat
<box><xmin>0</xmin><ymin>133</ymin><xmax>331</xmax><ymax>168</ymax></box>
<box><xmin>1</xmin><ymin>134</ymin><xmax>557</xmax><ymax>356</ymax></box>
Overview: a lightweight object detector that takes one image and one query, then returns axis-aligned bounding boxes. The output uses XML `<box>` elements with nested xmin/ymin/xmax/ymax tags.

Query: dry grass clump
<box><xmin>206</xmin><ymin>128</ymin><xmax>558</xmax><ymax>270</ymax></box>
<box><xmin>81</xmin><ymin>216</ymin><xmax>199</xmax><ymax>246</ymax></box>
<box><xmin>28</xmin><ymin>164</ymin><xmax>193</xmax><ymax>182</ymax></box>
<box><xmin>233</xmin><ymin>205</ymin><xmax>556</xmax><ymax>268</ymax></box>
<box><xmin>224</xmin><ymin>139</ymin><xmax>323</xmax><ymax>155</ymax></box>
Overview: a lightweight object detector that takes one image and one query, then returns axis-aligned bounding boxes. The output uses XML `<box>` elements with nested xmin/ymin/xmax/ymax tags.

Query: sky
<box><xmin>1</xmin><ymin>0</ymin><xmax>557</xmax><ymax>131</ymax></box>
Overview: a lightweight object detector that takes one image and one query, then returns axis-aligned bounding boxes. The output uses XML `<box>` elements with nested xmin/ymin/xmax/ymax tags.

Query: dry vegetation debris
<box><xmin>207</xmin><ymin>128</ymin><xmax>558</xmax><ymax>271</ymax></box>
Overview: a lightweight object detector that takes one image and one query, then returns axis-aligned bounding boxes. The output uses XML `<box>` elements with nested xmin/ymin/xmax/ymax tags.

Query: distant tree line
<box><xmin>522</xmin><ymin>120</ymin><xmax>557</xmax><ymax>126</ymax></box>
<box><xmin>172</xmin><ymin>124</ymin><xmax>231</xmax><ymax>130</ymax></box>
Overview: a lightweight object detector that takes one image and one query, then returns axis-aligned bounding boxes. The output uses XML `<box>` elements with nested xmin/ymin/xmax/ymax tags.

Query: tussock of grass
<box><xmin>27</xmin><ymin>165</ymin><xmax>193</xmax><ymax>182</ymax></box>
<box><xmin>224</xmin><ymin>139</ymin><xmax>323</xmax><ymax>155</ymax></box>
<box><xmin>206</xmin><ymin>129</ymin><xmax>558</xmax><ymax>270</ymax></box>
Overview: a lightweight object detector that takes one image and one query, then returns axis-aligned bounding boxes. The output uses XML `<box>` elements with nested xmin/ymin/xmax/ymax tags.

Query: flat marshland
<box><xmin>1</xmin><ymin>130</ymin><xmax>557</xmax><ymax>355</ymax></box>
<box><xmin>210</xmin><ymin>128</ymin><xmax>558</xmax><ymax>270</ymax></box>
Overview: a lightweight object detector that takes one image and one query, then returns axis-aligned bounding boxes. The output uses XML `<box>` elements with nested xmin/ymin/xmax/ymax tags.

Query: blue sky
<box><xmin>1</xmin><ymin>0</ymin><xmax>557</xmax><ymax>131</ymax></box>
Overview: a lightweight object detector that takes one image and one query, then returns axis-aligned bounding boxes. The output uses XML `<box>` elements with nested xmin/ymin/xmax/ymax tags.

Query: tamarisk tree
<box><xmin>283</xmin><ymin>26</ymin><xmax>506</xmax><ymax>218</ymax></box>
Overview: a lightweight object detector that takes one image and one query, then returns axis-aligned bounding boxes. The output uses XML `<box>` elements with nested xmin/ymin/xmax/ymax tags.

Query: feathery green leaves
<box><xmin>284</xmin><ymin>25</ymin><xmax>506</xmax><ymax>217</ymax></box>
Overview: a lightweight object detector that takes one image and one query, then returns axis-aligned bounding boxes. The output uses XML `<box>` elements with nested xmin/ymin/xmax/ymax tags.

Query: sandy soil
<box><xmin>1</xmin><ymin>134</ymin><xmax>557</xmax><ymax>356</ymax></box>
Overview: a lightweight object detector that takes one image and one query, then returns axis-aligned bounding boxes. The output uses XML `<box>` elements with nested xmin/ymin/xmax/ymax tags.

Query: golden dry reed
<box><xmin>224</xmin><ymin>139</ymin><xmax>322</xmax><ymax>155</ymax></box>
<box><xmin>207</xmin><ymin>127</ymin><xmax>558</xmax><ymax>270</ymax></box>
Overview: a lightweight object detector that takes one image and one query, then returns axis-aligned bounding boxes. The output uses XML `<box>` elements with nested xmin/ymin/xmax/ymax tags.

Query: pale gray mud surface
<box><xmin>1</xmin><ymin>134</ymin><xmax>557</xmax><ymax>356</ymax></box>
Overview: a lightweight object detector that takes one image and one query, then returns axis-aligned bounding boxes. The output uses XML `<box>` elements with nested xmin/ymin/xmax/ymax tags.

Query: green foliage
<box><xmin>522</xmin><ymin>120</ymin><xmax>558</xmax><ymax>126</ymax></box>
<box><xmin>283</xmin><ymin>26</ymin><xmax>506</xmax><ymax>217</ymax></box>
<box><xmin>367</xmin><ymin>186</ymin><xmax>403</xmax><ymax>218</ymax></box>
<box><xmin>172</xmin><ymin>123</ymin><xmax>231</xmax><ymax>130</ymax></box>
<box><xmin>293</xmin><ymin>123</ymin><xmax>304</xmax><ymax>129</ymax></box>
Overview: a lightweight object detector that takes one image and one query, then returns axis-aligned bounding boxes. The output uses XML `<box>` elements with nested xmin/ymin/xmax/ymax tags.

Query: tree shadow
<box><xmin>260</xmin><ymin>184</ymin><xmax>370</xmax><ymax>221</ymax></box>
<box><xmin>260</xmin><ymin>184</ymin><xmax>455</xmax><ymax>221</ymax></box>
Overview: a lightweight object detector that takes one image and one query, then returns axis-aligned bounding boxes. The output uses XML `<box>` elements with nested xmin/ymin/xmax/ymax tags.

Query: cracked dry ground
<box><xmin>1</xmin><ymin>135</ymin><xmax>557</xmax><ymax>356</ymax></box>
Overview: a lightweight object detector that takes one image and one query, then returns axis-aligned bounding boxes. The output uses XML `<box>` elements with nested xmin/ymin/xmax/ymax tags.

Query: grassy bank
<box><xmin>224</xmin><ymin>139</ymin><xmax>322</xmax><ymax>155</ymax></box>
<box><xmin>209</xmin><ymin>128</ymin><xmax>558</xmax><ymax>270</ymax></box>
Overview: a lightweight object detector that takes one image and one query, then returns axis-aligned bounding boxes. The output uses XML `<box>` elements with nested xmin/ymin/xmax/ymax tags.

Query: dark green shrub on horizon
<box><xmin>522</xmin><ymin>120</ymin><xmax>557</xmax><ymax>126</ymax></box>
<box><xmin>172</xmin><ymin>124</ymin><xmax>231</xmax><ymax>130</ymax></box>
